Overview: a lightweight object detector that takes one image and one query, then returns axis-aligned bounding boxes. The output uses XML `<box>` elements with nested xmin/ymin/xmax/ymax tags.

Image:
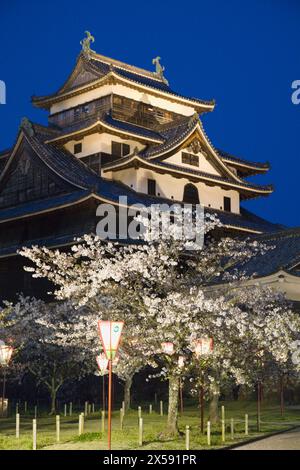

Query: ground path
<box><xmin>234</xmin><ymin>427</ymin><xmax>300</xmax><ymax>450</ymax></box>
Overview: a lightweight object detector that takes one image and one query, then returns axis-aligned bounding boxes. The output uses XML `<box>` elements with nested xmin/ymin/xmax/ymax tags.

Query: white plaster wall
<box><xmin>64</xmin><ymin>132</ymin><xmax>145</xmax><ymax>158</ymax></box>
<box><xmin>165</xmin><ymin>150</ymin><xmax>221</xmax><ymax>176</ymax></box>
<box><xmin>104</xmin><ymin>167</ymin><xmax>240</xmax><ymax>213</ymax></box>
<box><xmin>245</xmin><ymin>272</ymin><xmax>300</xmax><ymax>302</ymax></box>
<box><xmin>50</xmin><ymin>84</ymin><xmax>196</xmax><ymax>116</ymax></box>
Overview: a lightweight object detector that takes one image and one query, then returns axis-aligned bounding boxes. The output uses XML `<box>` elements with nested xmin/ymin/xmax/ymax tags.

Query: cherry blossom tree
<box><xmin>1</xmin><ymin>296</ymin><xmax>99</xmax><ymax>414</ymax></box>
<box><xmin>19</xmin><ymin>216</ymin><xmax>300</xmax><ymax>436</ymax></box>
<box><xmin>113</xmin><ymin>348</ymin><xmax>144</xmax><ymax>411</ymax></box>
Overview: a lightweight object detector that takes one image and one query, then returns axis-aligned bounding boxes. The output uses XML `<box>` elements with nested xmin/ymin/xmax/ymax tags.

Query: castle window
<box><xmin>182</xmin><ymin>152</ymin><xmax>199</xmax><ymax>167</ymax></box>
<box><xmin>81</xmin><ymin>153</ymin><xmax>101</xmax><ymax>174</ymax></box>
<box><xmin>74</xmin><ymin>107</ymin><xmax>81</xmax><ymax>120</ymax></box>
<box><xmin>111</xmin><ymin>141</ymin><xmax>130</xmax><ymax>158</ymax></box>
<box><xmin>224</xmin><ymin>196</ymin><xmax>231</xmax><ymax>212</ymax></box>
<box><xmin>183</xmin><ymin>183</ymin><xmax>200</xmax><ymax>204</ymax></box>
<box><xmin>74</xmin><ymin>143</ymin><xmax>82</xmax><ymax>154</ymax></box>
<box><xmin>89</xmin><ymin>153</ymin><xmax>101</xmax><ymax>174</ymax></box>
<box><xmin>147</xmin><ymin>179</ymin><xmax>156</xmax><ymax>196</ymax></box>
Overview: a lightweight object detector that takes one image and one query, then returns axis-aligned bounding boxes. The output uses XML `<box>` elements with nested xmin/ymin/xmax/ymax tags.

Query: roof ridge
<box><xmin>89</xmin><ymin>51</ymin><xmax>164</xmax><ymax>83</ymax></box>
<box><xmin>251</xmin><ymin>226</ymin><xmax>300</xmax><ymax>240</ymax></box>
<box><xmin>0</xmin><ymin>148</ymin><xmax>11</xmax><ymax>158</ymax></box>
<box><xmin>149</xmin><ymin>160</ymin><xmax>273</xmax><ymax>191</ymax></box>
<box><xmin>217</xmin><ymin>148</ymin><xmax>270</xmax><ymax>169</ymax></box>
<box><xmin>15</xmin><ymin>123</ymin><xmax>101</xmax><ymax>191</ymax></box>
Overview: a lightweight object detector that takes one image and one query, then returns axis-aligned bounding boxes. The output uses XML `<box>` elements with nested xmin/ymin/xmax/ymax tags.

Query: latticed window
<box><xmin>181</xmin><ymin>152</ymin><xmax>199</xmax><ymax>167</ymax></box>
<box><xmin>111</xmin><ymin>141</ymin><xmax>130</xmax><ymax>158</ymax></box>
<box><xmin>81</xmin><ymin>153</ymin><xmax>101</xmax><ymax>174</ymax></box>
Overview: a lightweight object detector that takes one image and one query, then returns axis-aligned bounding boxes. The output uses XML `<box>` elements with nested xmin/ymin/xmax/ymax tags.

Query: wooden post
<box><xmin>101</xmin><ymin>410</ymin><xmax>105</xmax><ymax>433</ymax></box>
<box><xmin>16</xmin><ymin>402</ymin><xmax>19</xmax><ymax>415</ymax></box>
<box><xmin>84</xmin><ymin>401</ymin><xmax>88</xmax><ymax>416</ymax></box>
<box><xmin>230</xmin><ymin>418</ymin><xmax>234</xmax><ymax>440</ymax></box>
<box><xmin>16</xmin><ymin>413</ymin><xmax>20</xmax><ymax>439</ymax></box>
<box><xmin>69</xmin><ymin>402</ymin><xmax>72</xmax><ymax>416</ymax></box>
<box><xmin>34</xmin><ymin>405</ymin><xmax>37</xmax><ymax>419</ymax></box>
<box><xmin>185</xmin><ymin>425</ymin><xmax>190</xmax><ymax>450</ymax></box>
<box><xmin>221</xmin><ymin>405</ymin><xmax>225</xmax><ymax>443</ymax></box>
<box><xmin>92</xmin><ymin>403</ymin><xmax>95</xmax><ymax>413</ymax></box>
<box><xmin>120</xmin><ymin>408</ymin><xmax>124</xmax><ymax>430</ymax></box>
<box><xmin>160</xmin><ymin>400</ymin><xmax>163</xmax><ymax>416</ymax></box>
<box><xmin>78</xmin><ymin>414</ymin><xmax>82</xmax><ymax>436</ymax></box>
<box><xmin>221</xmin><ymin>418</ymin><xmax>225</xmax><ymax>443</ymax></box>
<box><xmin>122</xmin><ymin>401</ymin><xmax>125</xmax><ymax>415</ymax></box>
<box><xmin>64</xmin><ymin>404</ymin><xmax>67</xmax><ymax>417</ymax></box>
<box><xmin>81</xmin><ymin>412</ymin><xmax>85</xmax><ymax>434</ymax></box>
<box><xmin>138</xmin><ymin>406</ymin><xmax>142</xmax><ymax>419</ymax></box>
<box><xmin>88</xmin><ymin>404</ymin><xmax>91</xmax><ymax>415</ymax></box>
<box><xmin>32</xmin><ymin>419</ymin><xmax>37</xmax><ymax>450</ymax></box>
<box><xmin>149</xmin><ymin>404</ymin><xmax>152</xmax><ymax>414</ymax></box>
<box><xmin>56</xmin><ymin>415</ymin><xmax>60</xmax><ymax>443</ymax></box>
<box><xmin>138</xmin><ymin>418</ymin><xmax>143</xmax><ymax>446</ymax></box>
<box><xmin>207</xmin><ymin>421</ymin><xmax>211</xmax><ymax>446</ymax></box>
<box><xmin>245</xmin><ymin>414</ymin><xmax>249</xmax><ymax>436</ymax></box>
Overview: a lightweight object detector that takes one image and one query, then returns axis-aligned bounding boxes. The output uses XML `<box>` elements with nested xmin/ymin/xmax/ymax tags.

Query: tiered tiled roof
<box><xmin>140</xmin><ymin>115</ymin><xmax>199</xmax><ymax>158</ymax></box>
<box><xmin>32</xmin><ymin>52</ymin><xmax>215</xmax><ymax>111</ymax></box>
<box><xmin>46</xmin><ymin>113</ymin><xmax>164</xmax><ymax>144</ymax></box>
<box><xmin>241</xmin><ymin>228</ymin><xmax>300</xmax><ymax>277</ymax></box>
<box><xmin>217</xmin><ymin>149</ymin><xmax>270</xmax><ymax>176</ymax></box>
<box><xmin>102</xmin><ymin>154</ymin><xmax>273</xmax><ymax>198</ymax></box>
<box><xmin>0</xmin><ymin>119</ymin><xmax>282</xmax><ymax>237</ymax></box>
<box><xmin>0</xmin><ymin>123</ymin><xmax>100</xmax><ymax>191</ymax></box>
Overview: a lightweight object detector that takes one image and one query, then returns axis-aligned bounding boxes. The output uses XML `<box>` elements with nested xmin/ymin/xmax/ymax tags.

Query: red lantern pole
<box><xmin>200</xmin><ymin>383</ymin><xmax>204</xmax><ymax>434</ymax></box>
<box><xmin>1</xmin><ymin>368</ymin><xmax>6</xmax><ymax>416</ymax></box>
<box><xmin>0</xmin><ymin>344</ymin><xmax>13</xmax><ymax>417</ymax></box>
<box><xmin>179</xmin><ymin>378</ymin><xmax>184</xmax><ymax>415</ymax></box>
<box><xmin>98</xmin><ymin>321</ymin><xmax>124</xmax><ymax>451</ymax></box>
<box><xmin>102</xmin><ymin>374</ymin><xmax>105</xmax><ymax>412</ymax></box>
<box><xmin>108</xmin><ymin>357</ymin><xmax>112</xmax><ymax>450</ymax></box>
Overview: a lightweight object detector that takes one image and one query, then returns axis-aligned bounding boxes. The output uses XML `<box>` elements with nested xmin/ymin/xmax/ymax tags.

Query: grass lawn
<box><xmin>0</xmin><ymin>401</ymin><xmax>299</xmax><ymax>450</ymax></box>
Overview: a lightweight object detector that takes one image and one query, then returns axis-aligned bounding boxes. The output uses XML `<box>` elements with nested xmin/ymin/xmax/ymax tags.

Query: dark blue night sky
<box><xmin>0</xmin><ymin>0</ymin><xmax>299</xmax><ymax>227</ymax></box>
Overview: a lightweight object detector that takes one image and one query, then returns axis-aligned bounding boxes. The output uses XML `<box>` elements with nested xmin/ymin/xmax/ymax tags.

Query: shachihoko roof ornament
<box><xmin>20</xmin><ymin>117</ymin><xmax>34</xmax><ymax>137</ymax></box>
<box><xmin>80</xmin><ymin>31</ymin><xmax>95</xmax><ymax>59</ymax></box>
<box><xmin>152</xmin><ymin>56</ymin><xmax>169</xmax><ymax>85</ymax></box>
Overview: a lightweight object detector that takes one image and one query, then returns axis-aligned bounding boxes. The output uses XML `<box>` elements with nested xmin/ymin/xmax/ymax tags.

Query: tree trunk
<box><xmin>160</xmin><ymin>375</ymin><xmax>180</xmax><ymax>439</ymax></box>
<box><xmin>123</xmin><ymin>376</ymin><xmax>132</xmax><ymax>411</ymax></box>
<box><xmin>257</xmin><ymin>381</ymin><xmax>261</xmax><ymax>432</ymax></box>
<box><xmin>209</xmin><ymin>382</ymin><xmax>220</xmax><ymax>424</ymax></box>
<box><xmin>280</xmin><ymin>376</ymin><xmax>285</xmax><ymax>417</ymax></box>
<box><xmin>48</xmin><ymin>376</ymin><xmax>63</xmax><ymax>415</ymax></box>
<box><xmin>49</xmin><ymin>384</ymin><xmax>58</xmax><ymax>415</ymax></box>
<box><xmin>237</xmin><ymin>385</ymin><xmax>251</xmax><ymax>401</ymax></box>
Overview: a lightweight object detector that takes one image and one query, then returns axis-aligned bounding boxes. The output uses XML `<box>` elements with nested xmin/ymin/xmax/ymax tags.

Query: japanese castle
<box><xmin>0</xmin><ymin>32</ymin><xmax>299</xmax><ymax>304</ymax></box>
